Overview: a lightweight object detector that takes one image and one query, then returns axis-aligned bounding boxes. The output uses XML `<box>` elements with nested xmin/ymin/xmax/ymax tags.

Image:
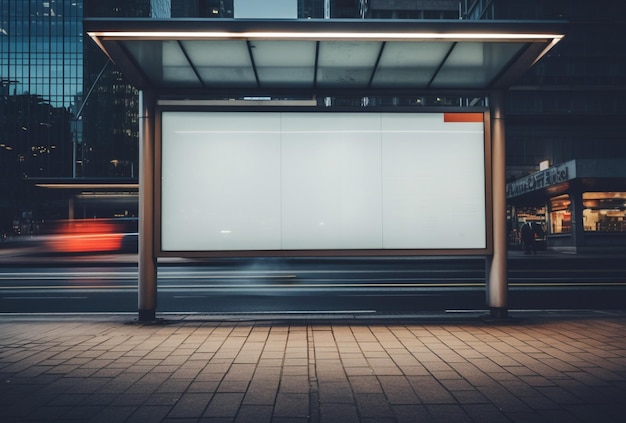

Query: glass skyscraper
<box><xmin>1</xmin><ymin>0</ymin><xmax>82</xmax><ymax>109</ymax></box>
<box><xmin>1</xmin><ymin>0</ymin><xmax>83</xmax><ymax>233</ymax></box>
<box><xmin>0</xmin><ymin>0</ymin><xmax>83</xmax><ymax>177</ymax></box>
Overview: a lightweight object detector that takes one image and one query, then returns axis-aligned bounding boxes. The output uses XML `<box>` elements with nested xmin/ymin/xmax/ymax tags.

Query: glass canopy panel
<box><xmin>124</xmin><ymin>40</ymin><xmax>200</xmax><ymax>86</ymax></box>
<box><xmin>161</xmin><ymin>40</ymin><xmax>202</xmax><ymax>85</ymax></box>
<box><xmin>431</xmin><ymin>42</ymin><xmax>528</xmax><ymax>88</ymax></box>
<box><xmin>372</xmin><ymin>41</ymin><xmax>454</xmax><ymax>88</ymax></box>
<box><xmin>317</xmin><ymin>41</ymin><xmax>383</xmax><ymax>87</ymax></box>
<box><xmin>181</xmin><ymin>40</ymin><xmax>257</xmax><ymax>87</ymax></box>
<box><xmin>250</xmin><ymin>41</ymin><xmax>316</xmax><ymax>88</ymax></box>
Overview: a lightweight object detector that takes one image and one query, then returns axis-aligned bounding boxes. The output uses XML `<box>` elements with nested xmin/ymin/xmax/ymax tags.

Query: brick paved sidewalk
<box><xmin>1</xmin><ymin>312</ymin><xmax>626</xmax><ymax>422</ymax></box>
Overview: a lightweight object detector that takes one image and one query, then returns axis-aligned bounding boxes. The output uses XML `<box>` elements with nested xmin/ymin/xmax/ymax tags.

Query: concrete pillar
<box><xmin>138</xmin><ymin>91</ymin><xmax>158</xmax><ymax>321</ymax></box>
<box><xmin>487</xmin><ymin>91</ymin><xmax>508</xmax><ymax>319</ymax></box>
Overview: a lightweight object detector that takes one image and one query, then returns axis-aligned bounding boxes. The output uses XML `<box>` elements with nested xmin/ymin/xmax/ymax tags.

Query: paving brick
<box><xmin>278</xmin><ymin>374</ymin><xmax>310</xmax><ymax>393</ymax></box>
<box><xmin>234</xmin><ymin>404</ymin><xmax>273</xmax><ymax>423</ymax></box>
<box><xmin>127</xmin><ymin>405</ymin><xmax>172</xmax><ymax>422</ymax></box>
<box><xmin>407</xmin><ymin>375</ymin><xmax>457</xmax><ymax>404</ymax></box>
<box><xmin>318</xmin><ymin>380</ymin><xmax>355</xmax><ymax>403</ymax></box>
<box><xmin>354</xmin><ymin>392</ymin><xmax>394</xmax><ymax>418</ymax></box>
<box><xmin>378</xmin><ymin>375</ymin><xmax>421</xmax><ymax>404</ymax></box>
<box><xmin>348</xmin><ymin>375</ymin><xmax>383</xmax><ymax>394</ymax></box>
<box><xmin>89</xmin><ymin>405</ymin><xmax>138</xmax><ymax>423</ymax></box>
<box><xmin>462</xmin><ymin>403</ymin><xmax>510</xmax><ymax>422</ymax></box>
<box><xmin>157</xmin><ymin>377</ymin><xmax>193</xmax><ymax>393</ymax></box>
<box><xmin>274</xmin><ymin>392</ymin><xmax>309</xmax><ymax>417</ymax></box>
<box><xmin>168</xmin><ymin>392</ymin><xmax>213</xmax><ymax>418</ymax></box>
<box><xmin>1</xmin><ymin>313</ymin><xmax>626</xmax><ymax>423</ymax></box>
<box><xmin>203</xmin><ymin>392</ymin><xmax>245</xmax><ymax>418</ymax></box>
<box><xmin>320</xmin><ymin>402</ymin><xmax>360</xmax><ymax>423</ymax></box>
<box><xmin>390</xmin><ymin>404</ymin><xmax>435</xmax><ymax>423</ymax></box>
<box><xmin>242</xmin><ymin>379</ymin><xmax>279</xmax><ymax>405</ymax></box>
<box><xmin>427</xmin><ymin>404</ymin><xmax>473</xmax><ymax>422</ymax></box>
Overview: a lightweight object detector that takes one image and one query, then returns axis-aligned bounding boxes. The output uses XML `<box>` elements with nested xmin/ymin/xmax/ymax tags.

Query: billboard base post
<box><xmin>489</xmin><ymin>307</ymin><xmax>508</xmax><ymax>320</ymax></box>
<box><xmin>138</xmin><ymin>309</ymin><xmax>156</xmax><ymax>322</ymax></box>
<box><xmin>138</xmin><ymin>90</ymin><xmax>158</xmax><ymax>321</ymax></box>
<box><xmin>487</xmin><ymin>90</ymin><xmax>508</xmax><ymax>318</ymax></box>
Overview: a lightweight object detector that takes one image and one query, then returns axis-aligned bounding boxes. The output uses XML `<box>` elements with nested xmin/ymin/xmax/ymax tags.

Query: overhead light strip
<box><xmin>88</xmin><ymin>31</ymin><xmax>563</xmax><ymax>42</ymax></box>
<box><xmin>36</xmin><ymin>183</ymin><xmax>139</xmax><ymax>189</ymax></box>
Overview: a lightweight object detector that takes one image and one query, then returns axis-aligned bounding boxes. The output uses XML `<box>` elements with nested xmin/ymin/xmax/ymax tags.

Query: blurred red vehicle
<box><xmin>43</xmin><ymin>218</ymin><xmax>138</xmax><ymax>253</ymax></box>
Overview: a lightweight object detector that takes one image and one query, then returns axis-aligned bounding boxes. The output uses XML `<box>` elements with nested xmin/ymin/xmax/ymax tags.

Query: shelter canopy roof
<box><xmin>85</xmin><ymin>18</ymin><xmax>564</xmax><ymax>96</ymax></box>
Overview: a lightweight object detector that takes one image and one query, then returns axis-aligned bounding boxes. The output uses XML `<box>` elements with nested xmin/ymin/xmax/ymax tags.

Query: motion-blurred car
<box><xmin>43</xmin><ymin>218</ymin><xmax>138</xmax><ymax>254</ymax></box>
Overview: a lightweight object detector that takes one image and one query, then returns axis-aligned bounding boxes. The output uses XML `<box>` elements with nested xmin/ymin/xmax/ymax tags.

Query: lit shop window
<box><xmin>582</xmin><ymin>192</ymin><xmax>626</xmax><ymax>232</ymax></box>
<box><xmin>549</xmin><ymin>194</ymin><xmax>571</xmax><ymax>234</ymax></box>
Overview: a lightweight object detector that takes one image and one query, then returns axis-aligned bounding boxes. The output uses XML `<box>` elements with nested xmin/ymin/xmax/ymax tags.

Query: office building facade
<box><xmin>1</xmin><ymin>0</ymin><xmax>83</xmax><ymax>233</ymax></box>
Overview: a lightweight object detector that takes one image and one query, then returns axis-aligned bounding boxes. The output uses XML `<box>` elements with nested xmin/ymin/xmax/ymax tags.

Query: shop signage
<box><xmin>506</xmin><ymin>161</ymin><xmax>575</xmax><ymax>198</ymax></box>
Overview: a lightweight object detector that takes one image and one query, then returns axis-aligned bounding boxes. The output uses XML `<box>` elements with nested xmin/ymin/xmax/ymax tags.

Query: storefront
<box><xmin>507</xmin><ymin>159</ymin><xmax>626</xmax><ymax>253</ymax></box>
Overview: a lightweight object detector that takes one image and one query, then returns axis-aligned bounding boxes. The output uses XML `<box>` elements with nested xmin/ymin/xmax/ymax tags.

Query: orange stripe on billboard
<box><xmin>443</xmin><ymin>113</ymin><xmax>483</xmax><ymax>123</ymax></box>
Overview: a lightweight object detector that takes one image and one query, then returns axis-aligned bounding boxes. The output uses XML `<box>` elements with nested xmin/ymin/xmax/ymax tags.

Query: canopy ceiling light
<box><xmin>85</xmin><ymin>19</ymin><xmax>565</xmax><ymax>95</ymax></box>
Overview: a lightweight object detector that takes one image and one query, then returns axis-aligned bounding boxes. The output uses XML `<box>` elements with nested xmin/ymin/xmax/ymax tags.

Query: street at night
<box><xmin>2</xmin><ymin>249</ymin><xmax>625</xmax><ymax>316</ymax></box>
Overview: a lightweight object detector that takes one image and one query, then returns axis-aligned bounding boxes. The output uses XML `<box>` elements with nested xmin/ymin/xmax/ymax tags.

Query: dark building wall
<box><xmin>300</xmin><ymin>0</ymin><xmax>325</xmax><ymax>18</ymax></box>
<box><xmin>171</xmin><ymin>0</ymin><xmax>233</xmax><ymax>17</ymax></box>
<box><xmin>82</xmin><ymin>0</ymin><xmax>151</xmax><ymax>178</ymax></box>
<box><xmin>331</xmin><ymin>0</ymin><xmax>360</xmax><ymax>17</ymax></box>
<box><xmin>465</xmin><ymin>0</ymin><xmax>626</xmax><ymax>180</ymax></box>
<box><xmin>367</xmin><ymin>0</ymin><xmax>459</xmax><ymax>18</ymax></box>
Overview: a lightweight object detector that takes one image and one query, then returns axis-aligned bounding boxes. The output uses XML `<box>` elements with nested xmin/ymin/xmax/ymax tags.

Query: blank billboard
<box><xmin>160</xmin><ymin>111</ymin><xmax>486</xmax><ymax>253</ymax></box>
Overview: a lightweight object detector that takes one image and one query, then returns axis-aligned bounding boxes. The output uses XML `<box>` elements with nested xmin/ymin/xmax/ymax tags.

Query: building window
<box><xmin>549</xmin><ymin>194</ymin><xmax>571</xmax><ymax>234</ymax></box>
<box><xmin>582</xmin><ymin>192</ymin><xmax>626</xmax><ymax>232</ymax></box>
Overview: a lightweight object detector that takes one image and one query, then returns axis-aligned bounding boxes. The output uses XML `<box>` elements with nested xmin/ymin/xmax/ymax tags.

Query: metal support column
<box><xmin>487</xmin><ymin>90</ymin><xmax>508</xmax><ymax>319</ymax></box>
<box><xmin>138</xmin><ymin>90</ymin><xmax>157</xmax><ymax>321</ymax></box>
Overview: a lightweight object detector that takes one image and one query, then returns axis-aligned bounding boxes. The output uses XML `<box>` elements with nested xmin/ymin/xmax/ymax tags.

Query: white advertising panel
<box><xmin>160</xmin><ymin>111</ymin><xmax>486</xmax><ymax>253</ymax></box>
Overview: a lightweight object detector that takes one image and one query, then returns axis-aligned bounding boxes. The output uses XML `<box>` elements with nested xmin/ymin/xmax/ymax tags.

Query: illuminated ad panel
<box><xmin>160</xmin><ymin>112</ymin><xmax>486</xmax><ymax>254</ymax></box>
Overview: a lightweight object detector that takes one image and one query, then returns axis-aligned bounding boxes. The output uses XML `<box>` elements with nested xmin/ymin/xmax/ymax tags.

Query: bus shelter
<box><xmin>85</xmin><ymin>18</ymin><xmax>565</xmax><ymax>320</ymax></box>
